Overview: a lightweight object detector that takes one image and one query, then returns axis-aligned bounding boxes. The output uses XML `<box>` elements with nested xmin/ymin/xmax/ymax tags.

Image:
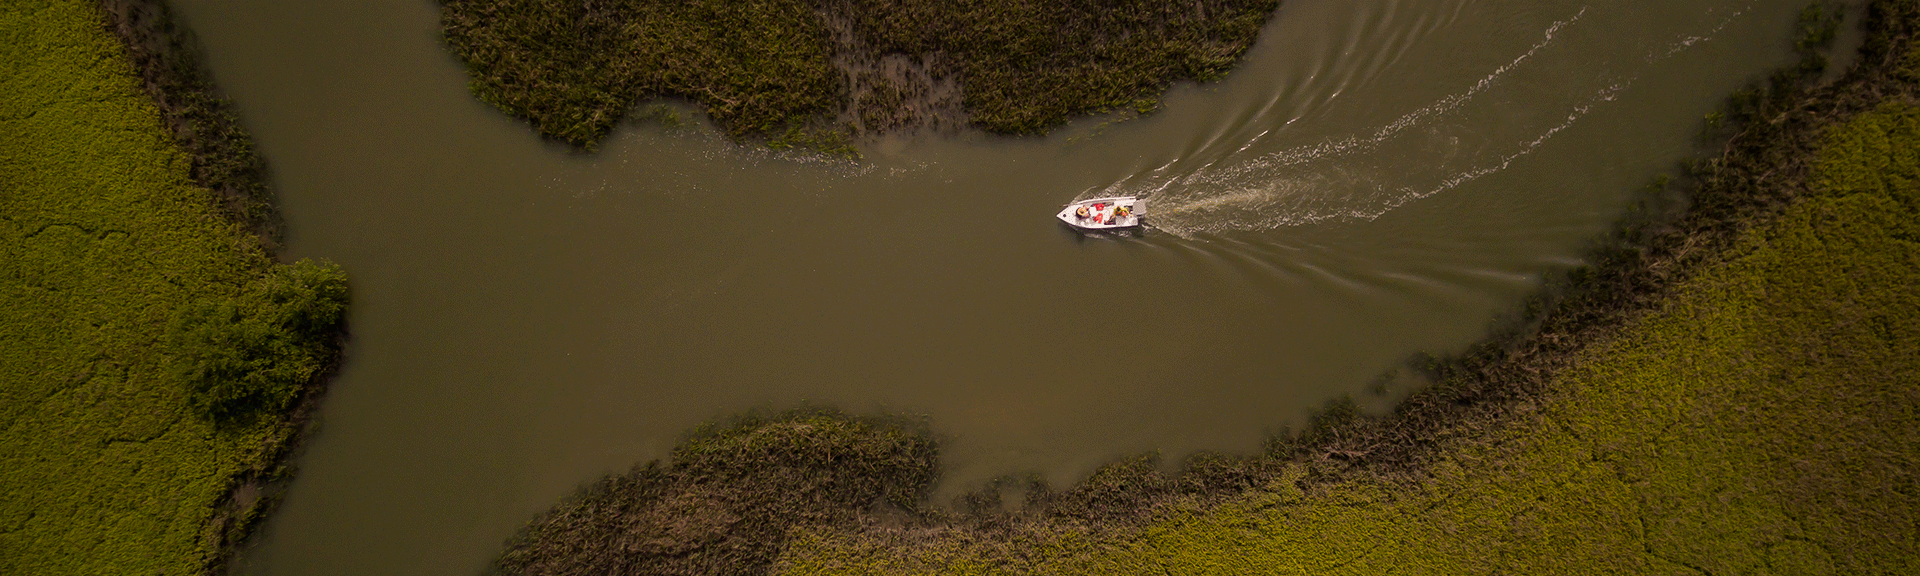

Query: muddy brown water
<box><xmin>164</xmin><ymin>0</ymin><xmax>1829</xmax><ymax>572</ymax></box>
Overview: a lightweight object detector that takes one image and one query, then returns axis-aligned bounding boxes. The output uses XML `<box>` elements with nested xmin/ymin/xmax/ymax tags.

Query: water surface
<box><xmin>168</xmin><ymin>0</ymin><xmax>1816</xmax><ymax>573</ymax></box>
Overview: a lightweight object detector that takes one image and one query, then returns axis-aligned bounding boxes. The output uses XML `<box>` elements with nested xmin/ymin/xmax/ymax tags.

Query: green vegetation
<box><xmin>442</xmin><ymin>0</ymin><xmax>841</xmax><ymax>146</ymax></box>
<box><xmin>439</xmin><ymin>0</ymin><xmax>1280</xmax><ymax>148</ymax></box>
<box><xmin>776</xmin><ymin>104</ymin><xmax>1920</xmax><ymax>574</ymax></box>
<box><xmin>170</xmin><ymin>260</ymin><xmax>347</xmax><ymax>425</ymax></box>
<box><xmin>492</xmin><ymin>413</ymin><xmax>935</xmax><ymax>575</ymax></box>
<box><xmin>764</xmin><ymin>2</ymin><xmax>1920</xmax><ymax>573</ymax></box>
<box><xmin>488</xmin><ymin>1</ymin><xmax>1919</xmax><ymax>572</ymax></box>
<box><xmin>100</xmin><ymin>0</ymin><xmax>284</xmax><ymax>246</ymax></box>
<box><xmin>0</xmin><ymin>0</ymin><xmax>347</xmax><ymax>573</ymax></box>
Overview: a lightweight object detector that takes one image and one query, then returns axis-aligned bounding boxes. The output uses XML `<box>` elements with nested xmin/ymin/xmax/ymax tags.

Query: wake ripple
<box><xmin>1097</xmin><ymin>3</ymin><xmax>1745</xmax><ymax>238</ymax></box>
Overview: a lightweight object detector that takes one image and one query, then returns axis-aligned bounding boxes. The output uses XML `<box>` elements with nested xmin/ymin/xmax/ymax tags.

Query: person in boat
<box><xmin>1075</xmin><ymin>206</ymin><xmax>1091</xmax><ymax>220</ymax></box>
<box><xmin>1115</xmin><ymin>206</ymin><xmax>1131</xmax><ymax>220</ymax></box>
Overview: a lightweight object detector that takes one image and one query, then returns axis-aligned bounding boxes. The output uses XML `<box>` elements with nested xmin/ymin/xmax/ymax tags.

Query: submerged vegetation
<box><xmin>439</xmin><ymin>0</ymin><xmax>1281</xmax><ymax>148</ymax></box>
<box><xmin>495</xmin><ymin>0</ymin><xmax>1919</xmax><ymax>572</ymax></box>
<box><xmin>1</xmin><ymin>0</ymin><xmax>347</xmax><ymax>573</ymax></box>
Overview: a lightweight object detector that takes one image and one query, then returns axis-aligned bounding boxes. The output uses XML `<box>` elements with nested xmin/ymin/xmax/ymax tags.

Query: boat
<box><xmin>1057</xmin><ymin>196</ymin><xmax>1145</xmax><ymax>230</ymax></box>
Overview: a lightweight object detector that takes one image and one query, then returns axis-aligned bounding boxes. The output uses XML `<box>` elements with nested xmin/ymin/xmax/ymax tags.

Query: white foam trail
<box><xmin>1120</xmin><ymin>1</ymin><xmax>1750</xmax><ymax>238</ymax></box>
<box><xmin>1656</xmin><ymin>3</ymin><xmax>1748</xmax><ymax>60</ymax></box>
<box><xmin>1118</xmin><ymin>8</ymin><xmax>1593</xmax><ymax>237</ymax></box>
<box><xmin>1198</xmin><ymin>6</ymin><xmax>1590</xmax><ymax>178</ymax></box>
<box><xmin>1400</xmin><ymin>80</ymin><xmax>1630</xmax><ymax>203</ymax></box>
<box><xmin>1080</xmin><ymin>7</ymin><xmax>1593</xmax><ymax>216</ymax></box>
<box><xmin>1149</xmin><ymin>80</ymin><xmax>1628</xmax><ymax>237</ymax></box>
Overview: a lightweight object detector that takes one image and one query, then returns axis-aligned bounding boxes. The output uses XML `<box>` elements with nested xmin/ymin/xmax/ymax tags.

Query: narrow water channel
<box><xmin>168</xmin><ymin>0</ymin><xmax>1813</xmax><ymax>573</ymax></box>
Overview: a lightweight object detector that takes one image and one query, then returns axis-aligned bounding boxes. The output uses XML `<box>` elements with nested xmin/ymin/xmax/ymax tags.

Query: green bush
<box><xmin>168</xmin><ymin>259</ymin><xmax>348</xmax><ymax>425</ymax></box>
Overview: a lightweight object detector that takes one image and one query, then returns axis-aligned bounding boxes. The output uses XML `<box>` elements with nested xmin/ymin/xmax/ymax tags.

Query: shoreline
<box><xmin>10</xmin><ymin>0</ymin><xmax>1909</xmax><ymax>572</ymax></box>
<box><xmin>96</xmin><ymin>1</ymin><xmax>353</xmax><ymax>567</ymax></box>
<box><xmin>0</xmin><ymin>2</ymin><xmax>352</xmax><ymax>573</ymax></box>
<box><xmin>99</xmin><ymin>0</ymin><xmax>359</xmax><ymax>570</ymax></box>
<box><xmin>92</xmin><ymin>1</ymin><xmax>329</xmax><ymax>567</ymax></box>
<box><xmin>97</xmin><ymin>0</ymin><xmax>282</xmax><ymax>249</ymax></box>
<box><xmin>490</xmin><ymin>1</ymin><xmax>1916</xmax><ymax>572</ymax></box>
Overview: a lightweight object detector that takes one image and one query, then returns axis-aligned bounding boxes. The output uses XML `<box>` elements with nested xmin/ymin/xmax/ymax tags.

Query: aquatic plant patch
<box><xmin>442</xmin><ymin>0</ymin><xmax>841</xmax><ymax>147</ymax></box>
<box><xmin>439</xmin><ymin>0</ymin><xmax>1281</xmax><ymax>148</ymax></box>
<box><xmin>831</xmin><ymin>0</ymin><xmax>1280</xmax><ymax>133</ymax></box>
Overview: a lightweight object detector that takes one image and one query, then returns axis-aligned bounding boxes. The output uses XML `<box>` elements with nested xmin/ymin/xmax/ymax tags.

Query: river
<box><xmin>166</xmin><ymin>0</ymin><xmax>1825</xmax><ymax>573</ymax></box>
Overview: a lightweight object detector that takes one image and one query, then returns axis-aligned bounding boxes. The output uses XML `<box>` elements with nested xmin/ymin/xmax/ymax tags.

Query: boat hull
<box><xmin>1057</xmin><ymin>196</ymin><xmax>1144</xmax><ymax>230</ymax></box>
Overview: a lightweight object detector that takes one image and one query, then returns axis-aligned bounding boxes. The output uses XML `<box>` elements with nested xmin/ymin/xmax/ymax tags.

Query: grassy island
<box><xmin>439</xmin><ymin>0</ymin><xmax>1280</xmax><ymax>149</ymax></box>
<box><xmin>494</xmin><ymin>1</ymin><xmax>1919</xmax><ymax>574</ymax></box>
<box><xmin>0</xmin><ymin>0</ymin><xmax>347</xmax><ymax>573</ymax></box>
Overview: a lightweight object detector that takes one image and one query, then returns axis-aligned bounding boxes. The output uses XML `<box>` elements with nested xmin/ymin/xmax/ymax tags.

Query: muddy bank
<box><xmin>486</xmin><ymin>1</ymin><xmax>1915</xmax><ymax>572</ymax></box>
<box><xmin>98</xmin><ymin>0</ymin><xmax>280</xmax><ymax>247</ymax></box>
<box><xmin>438</xmin><ymin>0</ymin><xmax>1280</xmax><ymax>149</ymax></box>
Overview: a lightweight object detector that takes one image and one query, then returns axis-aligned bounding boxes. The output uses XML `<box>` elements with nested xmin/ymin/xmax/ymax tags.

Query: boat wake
<box><xmin>1088</xmin><ymin>2</ymin><xmax>1750</xmax><ymax>238</ymax></box>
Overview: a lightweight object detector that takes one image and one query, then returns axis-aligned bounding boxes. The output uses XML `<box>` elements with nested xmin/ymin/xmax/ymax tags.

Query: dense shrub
<box><xmin>168</xmin><ymin>260</ymin><xmax>348</xmax><ymax>425</ymax></box>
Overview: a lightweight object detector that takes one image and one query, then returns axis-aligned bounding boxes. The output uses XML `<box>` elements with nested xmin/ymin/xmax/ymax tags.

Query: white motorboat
<box><xmin>1057</xmin><ymin>196</ymin><xmax>1145</xmax><ymax>230</ymax></box>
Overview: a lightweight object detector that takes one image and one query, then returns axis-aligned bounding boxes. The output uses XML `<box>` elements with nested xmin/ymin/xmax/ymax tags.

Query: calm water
<box><xmin>168</xmin><ymin>0</ymin><xmax>1817</xmax><ymax>573</ymax></box>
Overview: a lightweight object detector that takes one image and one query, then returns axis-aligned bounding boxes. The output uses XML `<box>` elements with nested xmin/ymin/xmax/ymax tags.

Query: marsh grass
<box><xmin>483</xmin><ymin>1</ymin><xmax>1920</xmax><ymax>572</ymax></box>
<box><xmin>491</xmin><ymin>411</ymin><xmax>936</xmax><ymax>575</ymax></box>
<box><xmin>439</xmin><ymin>0</ymin><xmax>1280</xmax><ymax>149</ymax></box>
<box><xmin>767</xmin><ymin>1</ymin><xmax>1920</xmax><ymax>572</ymax></box>
<box><xmin>442</xmin><ymin>0</ymin><xmax>842</xmax><ymax>148</ymax></box>
<box><xmin>98</xmin><ymin>0</ymin><xmax>283</xmax><ymax>248</ymax></box>
<box><xmin>2</xmin><ymin>1</ymin><xmax>348</xmax><ymax>573</ymax></box>
<box><xmin>830</xmin><ymin>0</ymin><xmax>1279</xmax><ymax>134</ymax></box>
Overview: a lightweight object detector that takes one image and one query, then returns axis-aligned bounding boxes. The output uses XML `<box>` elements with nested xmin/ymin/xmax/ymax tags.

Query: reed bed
<box><xmin>439</xmin><ymin>0</ymin><xmax>1280</xmax><ymax>148</ymax></box>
